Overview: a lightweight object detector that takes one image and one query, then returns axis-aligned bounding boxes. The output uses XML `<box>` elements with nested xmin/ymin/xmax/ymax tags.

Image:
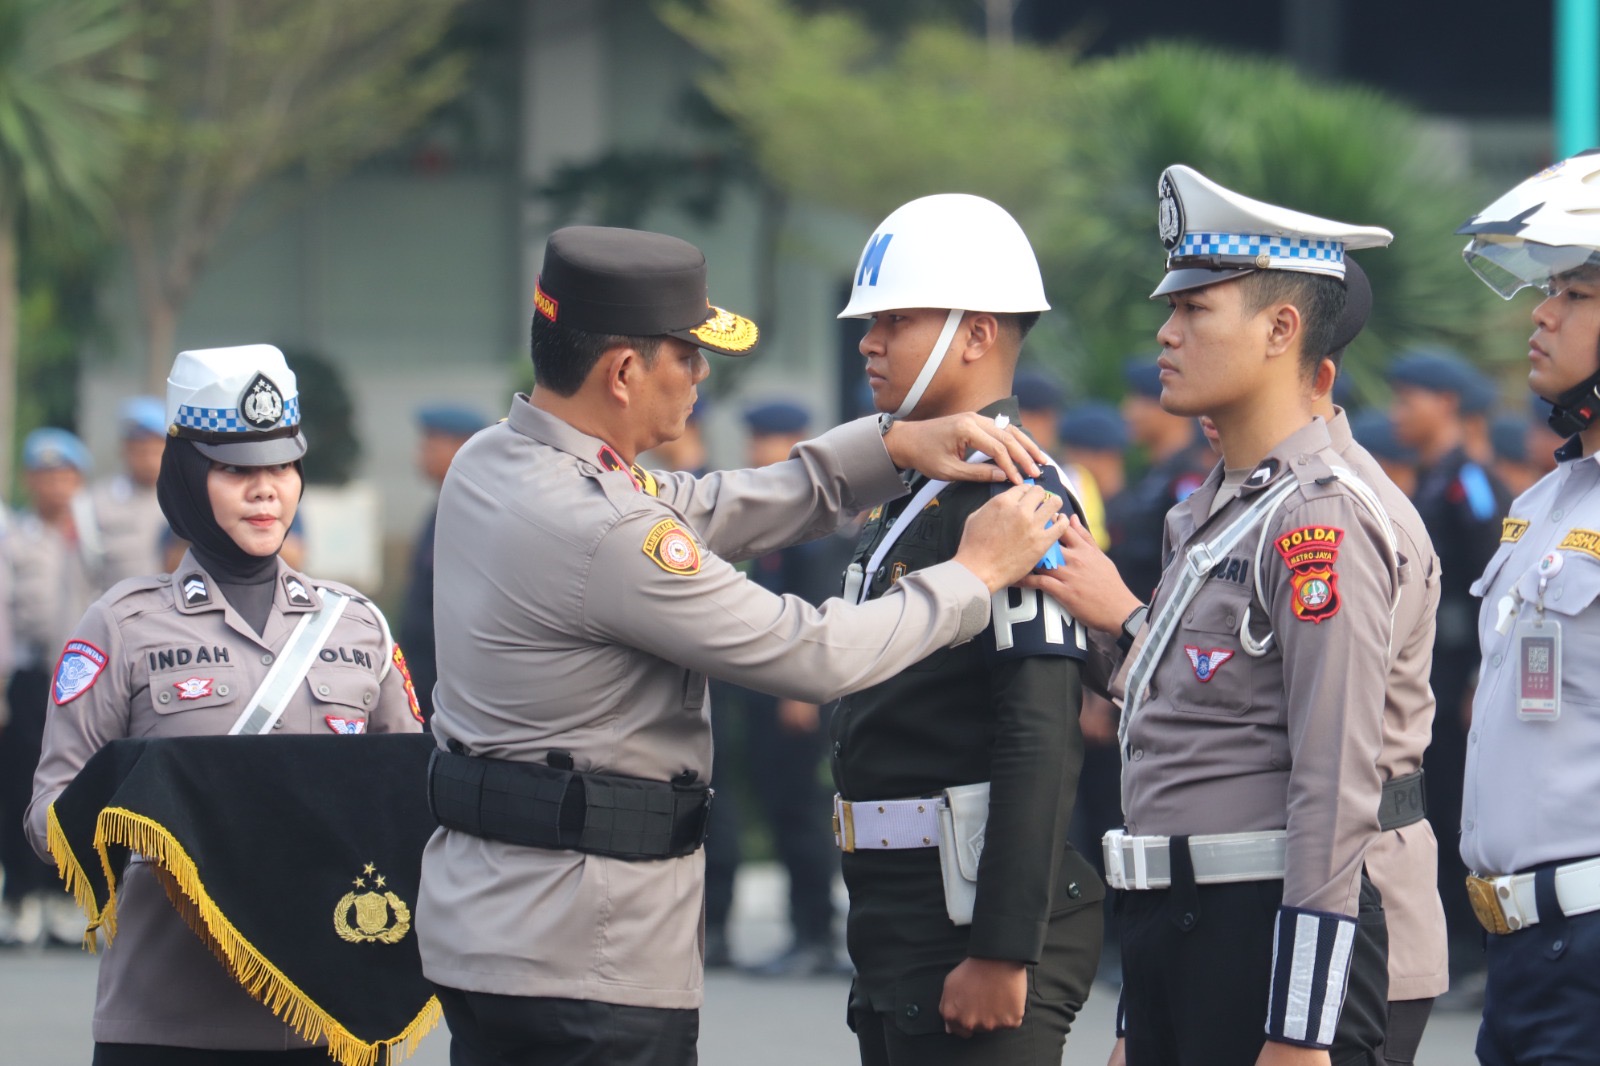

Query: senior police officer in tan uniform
<box><xmin>417</xmin><ymin>226</ymin><xmax>1068</xmax><ymax>1066</ymax></box>
<box><xmin>90</xmin><ymin>397</ymin><xmax>173</xmax><ymax>585</ymax></box>
<box><xmin>26</xmin><ymin>345</ymin><xmax>423</xmax><ymax>1065</ymax></box>
<box><xmin>1028</xmin><ymin>167</ymin><xmax>1400</xmax><ymax>1066</ymax></box>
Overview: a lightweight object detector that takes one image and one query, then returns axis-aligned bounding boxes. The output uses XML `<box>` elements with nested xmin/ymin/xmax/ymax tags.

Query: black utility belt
<box><xmin>1379</xmin><ymin>770</ymin><xmax>1426</xmax><ymax>832</ymax></box>
<box><xmin>427</xmin><ymin>748</ymin><xmax>713</xmax><ymax>861</ymax></box>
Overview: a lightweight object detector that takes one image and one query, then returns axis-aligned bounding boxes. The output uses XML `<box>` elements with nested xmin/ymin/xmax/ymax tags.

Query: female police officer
<box><xmin>1454</xmin><ymin>150</ymin><xmax>1600</xmax><ymax>1065</ymax></box>
<box><xmin>25</xmin><ymin>344</ymin><xmax>422</xmax><ymax>1065</ymax></box>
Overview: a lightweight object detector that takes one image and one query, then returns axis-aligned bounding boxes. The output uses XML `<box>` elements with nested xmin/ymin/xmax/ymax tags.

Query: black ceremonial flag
<box><xmin>46</xmin><ymin>734</ymin><xmax>440</xmax><ymax>1066</ymax></box>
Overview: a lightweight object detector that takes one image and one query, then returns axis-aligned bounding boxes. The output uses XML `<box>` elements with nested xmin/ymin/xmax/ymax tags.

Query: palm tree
<box><xmin>0</xmin><ymin>0</ymin><xmax>138</xmax><ymax>498</ymax></box>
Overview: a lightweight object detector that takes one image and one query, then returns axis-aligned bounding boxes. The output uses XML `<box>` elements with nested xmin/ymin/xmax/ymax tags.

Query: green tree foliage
<box><xmin>667</xmin><ymin>1</ymin><xmax>1523</xmax><ymax>403</ymax></box>
<box><xmin>0</xmin><ymin>0</ymin><xmax>139</xmax><ymax>498</ymax></box>
<box><xmin>116</xmin><ymin>0</ymin><xmax>468</xmax><ymax>390</ymax></box>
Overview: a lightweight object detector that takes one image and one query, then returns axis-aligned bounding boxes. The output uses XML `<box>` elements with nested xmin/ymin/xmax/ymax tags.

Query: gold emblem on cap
<box><xmin>689</xmin><ymin>306</ymin><xmax>759</xmax><ymax>353</ymax></box>
<box><xmin>333</xmin><ymin>865</ymin><xmax>412</xmax><ymax>944</ymax></box>
<box><xmin>1255</xmin><ymin>253</ymin><xmax>1272</xmax><ymax>269</ymax></box>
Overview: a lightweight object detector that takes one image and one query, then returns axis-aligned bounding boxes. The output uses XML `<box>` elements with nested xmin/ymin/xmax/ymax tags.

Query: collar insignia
<box><xmin>284</xmin><ymin>575</ymin><xmax>314</xmax><ymax>607</ymax></box>
<box><xmin>181</xmin><ymin>573</ymin><xmax>210</xmax><ymax>607</ymax></box>
<box><xmin>1245</xmin><ymin>458</ymin><xmax>1280</xmax><ymax>488</ymax></box>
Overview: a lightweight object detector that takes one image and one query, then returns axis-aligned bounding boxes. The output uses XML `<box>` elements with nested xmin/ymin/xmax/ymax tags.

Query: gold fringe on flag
<box><xmin>44</xmin><ymin>803</ymin><xmax>441</xmax><ymax>1066</ymax></box>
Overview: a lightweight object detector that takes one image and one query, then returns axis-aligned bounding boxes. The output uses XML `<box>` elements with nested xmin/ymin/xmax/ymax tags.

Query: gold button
<box><xmin>877</xmin><ymin>806</ymin><xmax>885</xmax><ymax>814</ymax></box>
<box><xmin>917</xmin><ymin>805</ymin><xmax>925</xmax><ymax>813</ymax></box>
<box><xmin>881</xmin><ymin>838</ymin><xmax>889</xmax><ymax>847</ymax></box>
<box><xmin>922</xmin><ymin>836</ymin><xmax>931</xmax><ymax>844</ymax></box>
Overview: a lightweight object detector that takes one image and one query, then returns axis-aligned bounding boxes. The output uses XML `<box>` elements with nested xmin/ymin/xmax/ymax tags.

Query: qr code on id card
<box><xmin>1529</xmin><ymin>645</ymin><xmax>1550</xmax><ymax>674</ymax></box>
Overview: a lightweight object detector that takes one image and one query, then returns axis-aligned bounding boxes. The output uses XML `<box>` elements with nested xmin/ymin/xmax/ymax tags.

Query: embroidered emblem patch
<box><xmin>1502</xmin><ymin>517</ymin><xmax>1530</xmax><ymax>543</ymax></box>
<box><xmin>181</xmin><ymin>573</ymin><xmax>210</xmax><ymax>607</ymax></box>
<box><xmin>173</xmin><ymin>677</ymin><xmax>214</xmax><ymax>701</ymax></box>
<box><xmin>867</xmin><ymin>505</ymin><xmax>884</xmax><ymax>523</ymax></box>
<box><xmin>1275</xmin><ymin>525</ymin><xmax>1345</xmax><ymax>623</ymax></box>
<box><xmin>283</xmin><ymin>576</ymin><xmax>314</xmax><ymax>607</ymax></box>
<box><xmin>334</xmin><ymin>864</ymin><xmax>411</xmax><ymax>944</ymax></box>
<box><xmin>392</xmin><ymin>644</ymin><xmax>423</xmax><ymax>723</ymax></box>
<box><xmin>1558</xmin><ymin>527</ymin><xmax>1600</xmax><ymax>562</ymax></box>
<box><xmin>53</xmin><ymin>640</ymin><xmax>108</xmax><ymax>705</ymax></box>
<box><xmin>533</xmin><ymin>277</ymin><xmax>559</xmax><ymax>322</ymax></box>
<box><xmin>325</xmin><ymin>715</ymin><xmax>368</xmax><ymax>735</ymax></box>
<box><xmin>890</xmin><ymin>561</ymin><xmax>908</xmax><ymax>583</ymax></box>
<box><xmin>239</xmin><ymin>372</ymin><xmax>285</xmax><ymax>430</ymax></box>
<box><xmin>1184</xmin><ymin>646</ymin><xmax>1236</xmax><ymax>682</ymax></box>
<box><xmin>642</xmin><ymin>518</ymin><xmax>702</xmax><ymax>575</ymax></box>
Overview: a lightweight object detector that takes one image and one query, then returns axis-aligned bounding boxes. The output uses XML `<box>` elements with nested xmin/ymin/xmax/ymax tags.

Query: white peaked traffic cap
<box><xmin>1153</xmin><ymin>164</ymin><xmax>1394</xmax><ymax>297</ymax></box>
<box><xmin>165</xmin><ymin>344</ymin><xmax>307</xmax><ymax>465</ymax></box>
<box><xmin>838</xmin><ymin>193</ymin><xmax>1049</xmax><ymax>319</ymax></box>
<box><xmin>1458</xmin><ymin>149</ymin><xmax>1600</xmax><ymax>299</ymax></box>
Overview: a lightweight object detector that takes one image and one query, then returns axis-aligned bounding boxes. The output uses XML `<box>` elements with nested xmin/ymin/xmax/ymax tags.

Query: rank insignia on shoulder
<box><xmin>597</xmin><ymin>445</ymin><xmax>656</xmax><ymax>494</ymax></box>
<box><xmin>174</xmin><ymin>677</ymin><xmax>214</xmax><ymax>701</ymax></box>
<box><xmin>1245</xmin><ymin>459</ymin><xmax>1280</xmax><ymax>488</ymax></box>
<box><xmin>1275</xmin><ymin>525</ymin><xmax>1344</xmax><ymax>623</ymax></box>
<box><xmin>392</xmin><ymin>644</ymin><xmax>423</xmax><ymax>723</ymax></box>
<box><xmin>52</xmin><ymin>640</ymin><xmax>108</xmax><ymax>705</ymax></box>
<box><xmin>334</xmin><ymin>865</ymin><xmax>410</xmax><ymax>943</ymax></box>
<box><xmin>1502</xmin><ymin>517</ymin><xmax>1530</xmax><ymax>543</ymax></box>
<box><xmin>867</xmin><ymin>505</ymin><xmax>884</xmax><ymax>522</ymax></box>
<box><xmin>324</xmin><ymin>715</ymin><xmax>368</xmax><ymax>735</ymax></box>
<box><xmin>1184</xmin><ymin>645</ymin><xmax>1235</xmax><ymax>682</ymax></box>
<box><xmin>643</xmin><ymin>518</ymin><xmax>702</xmax><ymax>575</ymax></box>
<box><xmin>1557</xmin><ymin>527</ymin><xmax>1600</xmax><ymax>562</ymax></box>
<box><xmin>283</xmin><ymin>575</ymin><xmax>314</xmax><ymax>607</ymax></box>
<box><xmin>181</xmin><ymin>573</ymin><xmax>210</xmax><ymax>607</ymax></box>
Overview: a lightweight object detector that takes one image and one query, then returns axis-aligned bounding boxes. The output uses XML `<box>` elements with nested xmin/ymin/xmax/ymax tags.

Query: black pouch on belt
<box><xmin>427</xmin><ymin>747</ymin><xmax>713</xmax><ymax>860</ymax></box>
<box><xmin>1378</xmin><ymin>770</ymin><xmax>1426</xmax><ymax>831</ymax></box>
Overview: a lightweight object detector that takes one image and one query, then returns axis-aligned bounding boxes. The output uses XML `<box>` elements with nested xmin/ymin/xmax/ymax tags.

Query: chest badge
<box><xmin>1184</xmin><ymin>645</ymin><xmax>1235</xmax><ymax>682</ymax></box>
<box><xmin>174</xmin><ymin>677</ymin><xmax>214</xmax><ymax>701</ymax></box>
<box><xmin>324</xmin><ymin>715</ymin><xmax>368</xmax><ymax>735</ymax></box>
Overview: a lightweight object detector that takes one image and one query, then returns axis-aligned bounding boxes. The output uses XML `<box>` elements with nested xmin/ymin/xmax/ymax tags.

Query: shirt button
<box><xmin>1492</xmin><ymin>654</ymin><xmax>1502</xmax><ymax>667</ymax></box>
<box><xmin>157</xmin><ymin>691</ymin><xmax>172</xmax><ymax>704</ymax></box>
<box><xmin>273</xmin><ymin>719</ymin><xmax>284</xmax><ymax>730</ymax></box>
<box><xmin>317</xmin><ymin>684</ymin><xmax>331</xmax><ymax>697</ymax></box>
<box><xmin>1553</xmin><ymin>509</ymin><xmax>1565</xmax><ymax>521</ymax></box>
<box><xmin>1464</xmin><ymin>819</ymin><xmax>1475</xmax><ymax>831</ymax></box>
<box><xmin>261</xmin><ymin>654</ymin><xmax>274</xmax><ymax>665</ymax></box>
<box><xmin>905</xmin><ymin>1004</ymin><xmax>919</xmax><ymax>1019</ymax></box>
<box><xmin>363</xmin><ymin>691</ymin><xmax>373</xmax><ymax>706</ymax></box>
<box><xmin>1132</xmin><ymin>749</ymin><xmax>1145</xmax><ymax>761</ymax></box>
<box><xmin>217</xmin><ymin>685</ymin><xmax>230</xmax><ymax>697</ymax></box>
<box><xmin>1224</xmin><ymin>614</ymin><xmax>1237</xmax><ymax>628</ymax></box>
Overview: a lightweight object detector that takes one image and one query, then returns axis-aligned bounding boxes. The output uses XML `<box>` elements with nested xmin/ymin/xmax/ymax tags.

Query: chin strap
<box><xmin>1548</xmin><ymin>371</ymin><xmax>1600</xmax><ymax>437</ymax></box>
<box><xmin>892</xmin><ymin>309</ymin><xmax>967</xmax><ymax>419</ymax></box>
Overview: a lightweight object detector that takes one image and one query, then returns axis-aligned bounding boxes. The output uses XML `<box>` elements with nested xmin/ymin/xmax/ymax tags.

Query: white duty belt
<box><xmin>1466</xmin><ymin>857</ymin><xmax>1600</xmax><ymax>934</ymax></box>
<box><xmin>832</xmin><ymin>795</ymin><xmax>940</xmax><ymax>853</ymax></box>
<box><xmin>1102</xmin><ymin>828</ymin><xmax>1288</xmax><ymax>890</ymax></box>
<box><xmin>229</xmin><ymin>589</ymin><xmax>351</xmax><ymax>735</ymax></box>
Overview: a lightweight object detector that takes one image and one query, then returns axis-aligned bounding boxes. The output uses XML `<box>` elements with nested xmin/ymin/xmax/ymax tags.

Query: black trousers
<box><xmin>1476</xmin><ymin>881</ymin><xmax>1600</xmax><ymax>1065</ymax></box>
<box><xmin>93</xmin><ymin>1047</ymin><xmax>331</xmax><ymax>1065</ymax></box>
<box><xmin>1424</xmin><ymin>652</ymin><xmax>1477</xmax><ymax>959</ymax></box>
<box><xmin>1</xmin><ymin>669</ymin><xmax>55</xmax><ymax>901</ymax></box>
<box><xmin>1382</xmin><ymin>998</ymin><xmax>1433</xmax><ymax>1066</ymax></box>
<box><xmin>1119</xmin><ymin>870</ymin><xmax>1387</xmax><ymax>1066</ymax></box>
<box><xmin>434</xmin><ymin>986</ymin><xmax>698</xmax><ymax>1066</ymax></box>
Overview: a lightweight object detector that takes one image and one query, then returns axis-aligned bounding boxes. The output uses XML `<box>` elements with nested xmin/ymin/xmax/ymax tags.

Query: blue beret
<box><xmin>1491</xmin><ymin>415</ymin><xmax>1529</xmax><ymax>462</ymax></box>
<box><xmin>24</xmin><ymin>427</ymin><xmax>91</xmax><ymax>474</ymax></box>
<box><xmin>1123</xmin><ymin>360</ymin><xmax>1164</xmax><ymax>399</ymax></box>
<box><xmin>1456</xmin><ymin>365</ymin><xmax>1497</xmax><ymax>416</ymax></box>
<box><xmin>417</xmin><ymin>404</ymin><xmax>488</xmax><ymax>437</ymax></box>
<box><xmin>743</xmin><ymin>400</ymin><xmax>810</xmax><ymax>435</ymax></box>
<box><xmin>119</xmin><ymin>396</ymin><xmax>167</xmax><ymax>438</ymax></box>
<box><xmin>1386</xmin><ymin>349</ymin><xmax>1490</xmax><ymax>408</ymax></box>
<box><xmin>1014</xmin><ymin>370</ymin><xmax>1065</xmax><ymax>412</ymax></box>
<box><xmin>1058</xmin><ymin>402</ymin><xmax>1128</xmax><ymax>451</ymax></box>
<box><xmin>1348</xmin><ymin>410</ymin><xmax>1414</xmax><ymax>463</ymax></box>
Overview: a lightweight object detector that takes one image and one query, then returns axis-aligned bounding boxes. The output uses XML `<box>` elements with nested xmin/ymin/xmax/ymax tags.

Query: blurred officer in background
<box><xmin>1491</xmin><ymin>413</ymin><xmax>1544</xmax><ymax>499</ymax></box>
<box><xmin>1</xmin><ymin>429</ymin><xmax>100</xmax><ymax>947</ymax></box>
<box><xmin>1106</xmin><ymin>360</ymin><xmax>1212</xmax><ymax>604</ymax></box>
<box><xmin>1388</xmin><ymin>349</ymin><xmax>1512</xmax><ymax>972</ymax></box>
<box><xmin>1457</xmin><ymin>361</ymin><xmax>1500</xmax><ymax>468</ymax></box>
<box><xmin>400</xmin><ymin>404</ymin><xmax>488</xmax><ymax>725</ymax></box>
<box><xmin>1058</xmin><ymin>403</ymin><xmax>1128</xmax><ymax>506</ymax></box>
<box><xmin>90</xmin><ymin>397</ymin><xmax>171</xmax><ymax>584</ymax></box>
<box><xmin>1349</xmin><ymin>410</ymin><xmax>1420</xmax><ymax>499</ymax></box>
<box><xmin>1453</xmin><ymin>147</ymin><xmax>1600</xmax><ymax>1065</ymax></box>
<box><xmin>1018</xmin><ymin>371</ymin><xmax>1110</xmax><ymax>549</ymax></box>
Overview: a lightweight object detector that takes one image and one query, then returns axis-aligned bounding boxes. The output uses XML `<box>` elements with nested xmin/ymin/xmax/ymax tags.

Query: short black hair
<box><xmin>1236</xmin><ymin>271</ymin><xmax>1347</xmax><ymax>378</ymax></box>
<box><xmin>530</xmin><ymin>316</ymin><xmax>662</xmax><ymax>396</ymax></box>
<box><xmin>998</xmin><ymin>311</ymin><xmax>1041</xmax><ymax>342</ymax></box>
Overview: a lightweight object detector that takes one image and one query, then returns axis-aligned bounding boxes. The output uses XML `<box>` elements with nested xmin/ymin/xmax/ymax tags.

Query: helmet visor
<box><xmin>1462</xmin><ymin>237</ymin><xmax>1600</xmax><ymax>299</ymax></box>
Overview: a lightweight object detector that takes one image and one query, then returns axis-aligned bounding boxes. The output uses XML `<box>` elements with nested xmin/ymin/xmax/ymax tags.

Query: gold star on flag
<box><xmin>353</xmin><ymin>877</ymin><xmax>366</xmax><ymax>888</ymax></box>
<box><xmin>375</xmin><ymin>875</ymin><xmax>386</xmax><ymax>887</ymax></box>
<box><xmin>363</xmin><ymin>862</ymin><xmax>376</xmax><ymax>875</ymax></box>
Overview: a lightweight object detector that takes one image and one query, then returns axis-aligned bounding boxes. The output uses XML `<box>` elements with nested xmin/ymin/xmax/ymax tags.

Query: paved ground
<box><xmin>0</xmin><ymin>865</ymin><xmax>1484</xmax><ymax>1064</ymax></box>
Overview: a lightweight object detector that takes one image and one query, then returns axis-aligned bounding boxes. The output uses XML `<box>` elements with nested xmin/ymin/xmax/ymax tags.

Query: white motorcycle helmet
<box><xmin>839</xmin><ymin>194</ymin><xmax>1049</xmax><ymax>418</ymax></box>
<box><xmin>1460</xmin><ymin>149</ymin><xmax>1600</xmax><ymax>434</ymax></box>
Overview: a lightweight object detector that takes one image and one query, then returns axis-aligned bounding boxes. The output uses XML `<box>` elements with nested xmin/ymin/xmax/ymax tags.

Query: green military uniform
<box><xmin>830</xmin><ymin>398</ymin><xmax>1104</xmax><ymax>1065</ymax></box>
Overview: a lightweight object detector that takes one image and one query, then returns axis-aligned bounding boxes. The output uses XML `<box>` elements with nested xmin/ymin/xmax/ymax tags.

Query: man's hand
<box><xmin>882</xmin><ymin>413</ymin><xmax>1047</xmax><ymax>485</ymax></box>
<box><xmin>953</xmin><ymin>483</ymin><xmax>1066</xmax><ymax>594</ymax></box>
<box><xmin>1256</xmin><ymin>1041</ymin><xmax>1331</xmax><ymax>1066</ymax></box>
<box><xmin>1107</xmin><ymin>1037</ymin><xmax>1126</xmax><ymax>1066</ymax></box>
<box><xmin>1019</xmin><ymin>515</ymin><xmax>1144</xmax><ymax>633</ymax></box>
<box><xmin>940</xmin><ymin>957</ymin><xmax>1027</xmax><ymax>1037</ymax></box>
<box><xmin>777</xmin><ymin>699</ymin><xmax>820</xmax><ymax>734</ymax></box>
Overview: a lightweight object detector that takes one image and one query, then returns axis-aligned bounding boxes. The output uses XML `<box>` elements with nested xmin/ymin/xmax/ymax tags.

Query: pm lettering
<box><xmin>991</xmin><ymin>588</ymin><xmax>1084</xmax><ymax>651</ymax></box>
<box><xmin>856</xmin><ymin>233</ymin><xmax>894</xmax><ymax>287</ymax></box>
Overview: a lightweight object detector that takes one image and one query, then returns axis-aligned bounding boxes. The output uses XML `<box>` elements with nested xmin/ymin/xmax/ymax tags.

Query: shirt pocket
<box><xmin>1517</xmin><ymin>553</ymin><xmax>1600</xmax><ymax>619</ymax></box>
<box><xmin>1470</xmin><ymin>541</ymin><xmax>1518</xmax><ymax>600</ymax></box>
<box><xmin>145</xmin><ymin>666</ymin><xmax>243</xmax><ymax>723</ymax></box>
<box><xmin>304</xmin><ymin>667</ymin><xmax>379</xmax><ymax>734</ymax></box>
<box><xmin>1170</xmin><ymin>587</ymin><xmax>1256</xmax><ymax>717</ymax></box>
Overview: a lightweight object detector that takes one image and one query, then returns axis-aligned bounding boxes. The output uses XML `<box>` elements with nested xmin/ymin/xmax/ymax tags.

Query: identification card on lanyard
<box><xmin>1516</xmin><ymin>551</ymin><xmax>1563</xmax><ymax>722</ymax></box>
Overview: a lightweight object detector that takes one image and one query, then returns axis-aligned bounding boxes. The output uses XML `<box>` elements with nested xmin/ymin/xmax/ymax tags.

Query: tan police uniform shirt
<box><xmin>1328</xmin><ymin>408</ymin><xmax>1448</xmax><ymax>1000</ymax></box>
<box><xmin>417</xmin><ymin>398</ymin><xmax>993</xmax><ymax>1010</ymax></box>
<box><xmin>90</xmin><ymin>475</ymin><xmax>168</xmax><ymax>585</ymax></box>
<box><xmin>1118</xmin><ymin>417</ymin><xmax>1394</xmax><ymax>921</ymax></box>
<box><xmin>4</xmin><ymin>513</ymin><xmax>100</xmax><ymax>672</ymax></box>
<box><xmin>25</xmin><ymin>553</ymin><xmax>423</xmax><ymax>1051</ymax></box>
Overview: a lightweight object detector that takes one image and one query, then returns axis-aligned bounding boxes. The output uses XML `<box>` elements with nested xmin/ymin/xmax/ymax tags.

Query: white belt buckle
<box><xmin>1103</xmin><ymin>829</ymin><xmax>1128</xmax><ymax>890</ymax></box>
<box><xmin>1497</xmin><ymin>874</ymin><xmax>1532</xmax><ymax>931</ymax></box>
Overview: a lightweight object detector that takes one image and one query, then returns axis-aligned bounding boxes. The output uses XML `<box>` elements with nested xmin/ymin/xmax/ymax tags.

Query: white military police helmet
<box><xmin>838</xmin><ymin>194</ymin><xmax>1049</xmax><ymax>418</ymax></box>
<box><xmin>1152</xmin><ymin>164</ymin><xmax>1393</xmax><ymax>298</ymax></box>
<box><xmin>1459</xmin><ymin>149</ymin><xmax>1600</xmax><ymax>299</ymax></box>
<box><xmin>165</xmin><ymin>344</ymin><xmax>307</xmax><ymax>465</ymax></box>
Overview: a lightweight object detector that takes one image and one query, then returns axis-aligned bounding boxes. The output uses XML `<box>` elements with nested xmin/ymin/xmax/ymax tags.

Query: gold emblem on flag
<box><xmin>333</xmin><ymin>864</ymin><xmax>412</xmax><ymax>944</ymax></box>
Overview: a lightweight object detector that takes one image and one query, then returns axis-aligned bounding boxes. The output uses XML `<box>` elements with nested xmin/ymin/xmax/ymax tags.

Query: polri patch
<box><xmin>1557</xmin><ymin>527</ymin><xmax>1600</xmax><ymax>562</ymax></box>
<box><xmin>53</xmin><ymin>640</ymin><xmax>108</xmax><ymax>706</ymax></box>
<box><xmin>642</xmin><ymin>518</ymin><xmax>702</xmax><ymax>575</ymax></box>
<box><xmin>1275</xmin><ymin>524</ymin><xmax>1345</xmax><ymax>623</ymax></box>
<box><xmin>173</xmin><ymin>677</ymin><xmax>214</xmax><ymax>701</ymax></box>
<box><xmin>1185</xmin><ymin>645</ymin><xmax>1235</xmax><ymax>682</ymax></box>
<box><xmin>1501</xmin><ymin>517</ymin><xmax>1530</xmax><ymax>543</ymax></box>
<box><xmin>325</xmin><ymin>715</ymin><xmax>368</xmax><ymax>735</ymax></box>
<box><xmin>392</xmin><ymin>644</ymin><xmax>423</xmax><ymax>723</ymax></box>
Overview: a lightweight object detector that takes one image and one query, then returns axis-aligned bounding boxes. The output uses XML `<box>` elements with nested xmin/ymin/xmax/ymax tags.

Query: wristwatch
<box><xmin>877</xmin><ymin>412</ymin><xmax>896</xmax><ymax>437</ymax></box>
<box><xmin>1117</xmin><ymin>603</ymin><xmax>1150</xmax><ymax>653</ymax></box>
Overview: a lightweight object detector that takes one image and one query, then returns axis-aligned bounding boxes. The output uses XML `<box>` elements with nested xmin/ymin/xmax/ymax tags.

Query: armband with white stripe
<box><xmin>1265</xmin><ymin>906</ymin><xmax>1357</xmax><ymax>1048</ymax></box>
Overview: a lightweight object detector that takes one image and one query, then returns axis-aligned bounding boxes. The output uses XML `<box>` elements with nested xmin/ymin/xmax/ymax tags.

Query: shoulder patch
<box><xmin>391</xmin><ymin>644</ymin><xmax>423</xmax><ymax>723</ymax></box>
<box><xmin>1275</xmin><ymin>525</ymin><xmax>1344</xmax><ymax>624</ymax></box>
<box><xmin>1558</xmin><ymin>527</ymin><xmax>1600</xmax><ymax>562</ymax></box>
<box><xmin>53</xmin><ymin>640</ymin><xmax>109</xmax><ymax>705</ymax></box>
<box><xmin>1502</xmin><ymin>517</ymin><xmax>1530</xmax><ymax>543</ymax></box>
<box><xmin>642</xmin><ymin>518</ymin><xmax>702</xmax><ymax>575</ymax></box>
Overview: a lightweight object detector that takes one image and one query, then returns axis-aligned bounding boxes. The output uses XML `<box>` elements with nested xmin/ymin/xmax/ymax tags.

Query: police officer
<box><xmin>1453</xmin><ymin>149</ymin><xmax>1600</xmax><ymax>1064</ymax></box>
<box><xmin>1348</xmin><ymin>410</ymin><xmax>1419</xmax><ymax>499</ymax></box>
<box><xmin>1</xmin><ymin>428</ymin><xmax>100</xmax><ymax>947</ymax></box>
<box><xmin>416</xmin><ymin>225</ymin><xmax>1066</xmax><ymax>1066</ymax></box>
<box><xmin>1387</xmin><ymin>349</ymin><xmax>1512</xmax><ymax>966</ymax></box>
<box><xmin>90</xmin><ymin>397</ymin><xmax>172</xmax><ymax>585</ymax></box>
<box><xmin>24</xmin><ymin>344</ymin><xmax>423</xmax><ymax>1064</ymax></box>
<box><xmin>1016</xmin><ymin>369</ymin><xmax>1111</xmax><ymax>550</ymax></box>
<box><xmin>399</xmin><ymin>404</ymin><xmax>488</xmax><ymax>725</ymax></box>
<box><xmin>829</xmin><ymin>195</ymin><xmax>1104</xmax><ymax>1066</ymax></box>
<box><xmin>1030</xmin><ymin>166</ymin><xmax>1399</xmax><ymax>1065</ymax></box>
